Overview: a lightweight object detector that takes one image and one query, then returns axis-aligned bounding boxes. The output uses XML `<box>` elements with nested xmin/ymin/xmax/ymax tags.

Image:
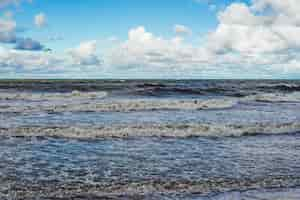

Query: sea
<box><xmin>1</xmin><ymin>79</ymin><xmax>300</xmax><ymax>199</ymax></box>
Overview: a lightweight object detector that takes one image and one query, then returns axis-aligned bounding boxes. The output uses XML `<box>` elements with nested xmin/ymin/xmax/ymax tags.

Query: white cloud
<box><xmin>68</xmin><ymin>41</ymin><xmax>102</xmax><ymax>66</ymax></box>
<box><xmin>0</xmin><ymin>17</ymin><xmax>16</xmax><ymax>43</ymax></box>
<box><xmin>205</xmin><ymin>1</ymin><xmax>300</xmax><ymax>55</ymax></box>
<box><xmin>251</xmin><ymin>0</ymin><xmax>300</xmax><ymax>25</ymax></box>
<box><xmin>174</xmin><ymin>24</ymin><xmax>192</xmax><ymax>35</ymax></box>
<box><xmin>218</xmin><ymin>3</ymin><xmax>263</xmax><ymax>26</ymax></box>
<box><xmin>205</xmin><ymin>24</ymin><xmax>289</xmax><ymax>54</ymax></box>
<box><xmin>0</xmin><ymin>46</ymin><xmax>65</xmax><ymax>73</ymax></box>
<box><xmin>34</xmin><ymin>13</ymin><xmax>47</xmax><ymax>28</ymax></box>
<box><xmin>106</xmin><ymin>26</ymin><xmax>211</xmax><ymax>72</ymax></box>
<box><xmin>0</xmin><ymin>45</ymin><xmax>104</xmax><ymax>77</ymax></box>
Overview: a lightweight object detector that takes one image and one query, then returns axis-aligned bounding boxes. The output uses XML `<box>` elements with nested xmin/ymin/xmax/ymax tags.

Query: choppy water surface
<box><xmin>1</xmin><ymin>80</ymin><xmax>300</xmax><ymax>199</ymax></box>
<box><xmin>1</xmin><ymin>135</ymin><xmax>300</xmax><ymax>199</ymax></box>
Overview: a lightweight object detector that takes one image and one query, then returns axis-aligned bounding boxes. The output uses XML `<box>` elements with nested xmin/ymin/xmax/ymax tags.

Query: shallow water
<box><xmin>1</xmin><ymin>80</ymin><xmax>300</xmax><ymax>199</ymax></box>
<box><xmin>1</xmin><ymin>135</ymin><xmax>300</xmax><ymax>199</ymax></box>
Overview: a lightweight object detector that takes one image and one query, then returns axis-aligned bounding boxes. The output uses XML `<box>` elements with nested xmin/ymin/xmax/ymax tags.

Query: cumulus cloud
<box><xmin>206</xmin><ymin>1</ymin><xmax>300</xmax><ymax>54</ymax></box>
<box><xmin>201</xmin><ymin>0</ymin><xmax>300</xmax><ymax>77</ymax></box>
<box><xmin>68</xmin><ymin>41</ymin><xmax>102</xmax><ymax>66</ymax></box>
<box><xmin>0</xmin><ymin>45</ymin><xmax>103</xmax><ymax>77</ymax></box>
<box><xmin>0</xmin><ymin>46</ymin><xmax>65</xmax><ymax>74</ymax></box>
<box><xmin>106</xmin><ymin>26</ymin><xmax>211</xmax><ymax>72</ymax></box>
<box><xmin>34</xmin><ymin>13</ymin><xmax>47</xmax><ymax>28</ymax></box>
<box><xmin>251</xmin><ymin>0</ymin><xmax>300</xmax><ymax>26</ymax></box>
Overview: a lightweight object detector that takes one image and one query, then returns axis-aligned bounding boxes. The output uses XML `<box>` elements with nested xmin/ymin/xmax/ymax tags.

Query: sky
<box><xmin>0</xmin><ymin>0</ymin><xmax>300</xmax><ymax>79</ymax></box>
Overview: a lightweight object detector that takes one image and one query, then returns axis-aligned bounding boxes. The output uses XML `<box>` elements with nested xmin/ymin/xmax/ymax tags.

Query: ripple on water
<box><xmin>0</xmin><ymin>135</ymin><xmax>300</xmax><ymax>199</ymax></box>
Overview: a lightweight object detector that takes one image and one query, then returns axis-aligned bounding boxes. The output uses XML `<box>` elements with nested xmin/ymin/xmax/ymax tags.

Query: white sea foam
<box><xmin>0</xmin><ymin>98</ymin><xmax>237</xmax><ymax>113</ymax></box>
<box><xmin>1</xmin><ymin>122</ymin><xmax>299</xmax><ymax>139</ymax></box>
<box><xmin>63</xmin><ymin>98</ymin><xmax>237</xmax><ymax>112</ymax></box>
<box><xmin>0</xmin><ymin>90</ymin><xmax>108</xmax><ymax>101</ymax></box>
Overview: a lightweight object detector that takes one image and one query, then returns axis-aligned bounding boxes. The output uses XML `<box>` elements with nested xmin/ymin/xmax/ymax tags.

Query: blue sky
<box><xmin>0</xmin><ymin>0</ymin><xmax>300</xmax><ymax>79</ymax></box>
<box><xmin>15</xmin><ymin>0</ymin><xmax>219</xmax><ymax>50</ymax></box>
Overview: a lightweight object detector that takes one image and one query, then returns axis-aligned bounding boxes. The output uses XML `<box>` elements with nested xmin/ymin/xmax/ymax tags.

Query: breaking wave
<box><xmin>2</xmin><ymin>122</ymin><xmax>300</xmax><ymax>139</ymax></box>
<box><xmin>0</xmin><ymin>98</ymin><xmax>237</xmax><ymax>113</ymax></box>
<box><xmin>0</xmin><ymin>90</ymin><xmax>108</xmax><ymax>101</ymax></box>
<box><xmin>61</xmin><ymin>98</ymin><xmax>237</xmax><ymax>112</ymax></box>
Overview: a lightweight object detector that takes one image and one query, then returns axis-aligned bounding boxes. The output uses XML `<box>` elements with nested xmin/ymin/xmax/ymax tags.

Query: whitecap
<box><xmin>0</xmin><ymin>90</ymin><xmax>108</xmax><ymax>101</ymax></box>
<box><xmin>1</xmin><ymin>122</ymin><xmax>300</xmax><ymax>139</ymax></box>
<box><xmin>0</xmin><ymin>98</ymin><xmax>237</xmax><ymax>114</ymax></box>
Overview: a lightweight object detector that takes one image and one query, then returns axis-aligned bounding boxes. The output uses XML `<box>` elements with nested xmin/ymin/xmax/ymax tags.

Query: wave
<box><xmin>0</xmin><ymin>98</ymin><xmax>237</xmax><ymax>113</ymax></box>
<box><xmin>1</xmin><ymin>80</ymin><xmax>300</xmax><ymax>98</ymax></box>
<box><xmin>2</xmin><ymin>89</ymin><xmax>300</xmax><ymax>115</ymax></box>
<box><xmin>1</xmin><ymin>91</ymin><xmax>300</xmax><ymax>115</ymax></box>
<box><xmin>247</xmin><ymin>92</ymin><xmax>300</xmax><ymax>103</ymax></box>
<box><xmin>0</xmin><ymin>90</ymin><xmax>108</xmax><ymax>101</ymax></box>
<box><xmin>257</xmin><ymin>83</ymin><xmax>300</xmax><ymax>92</ymax></box>
<box><xmin>1</xmin><ymin>122</ymin><xmax>300</xmax><ymax>139</ymax></box>
<box><xmin>134</xmin><ymin>82</ymin><xmax>300</xmax><ymax>97</ymax></box>
<box><xmin>133</xmin><ymin>85</ymin><xmax>246</xmax><ymax>97</ymax></box>
<box><xmin>65</xmin><ymin>98</ymin><xmax>237</xmax><ymax>112</ymax></box>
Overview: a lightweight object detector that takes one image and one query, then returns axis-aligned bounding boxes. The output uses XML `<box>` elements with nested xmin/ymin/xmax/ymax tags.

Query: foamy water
<box><xmin>1</xmin><ymin>122</ymin><xmax>300</xmax><ymax>138</ymax></box>
<box><xmin>0</xmin><ymin>90</ymin><xmax>108</xmax><ymax>101</ymax></box>
<box><xmin>0</xmin><ymin>97</ymin><xmax>237</xmax><ymax>114</ymax></box>
<box><xmin>1</xmin><ymin>135</ymin><xmax>300</xmax><ymax>199</ymax></box>
<box><xmin>1</xmin><ymin>80</ymin><xmax>300</xmax><ymax>199</ymax></box>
